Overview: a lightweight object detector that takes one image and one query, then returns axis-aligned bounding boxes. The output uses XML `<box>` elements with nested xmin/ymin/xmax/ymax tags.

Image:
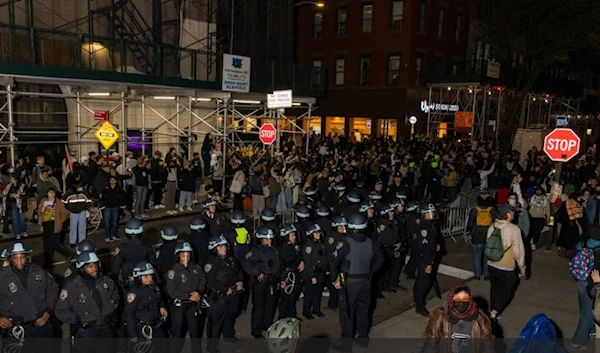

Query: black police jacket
<box><xmin>124</xmin><ymin>283</ymin><xmax>165</xmax><ymax>337</ymax></box>
<box><xmin>156</xmin><ymin>241</ymin><xmax>178</xmax><ymax>278</ymax></box>
<box><xmin>0</xmin><ymin>264</ymin><xmax>58</xmax><ymax>322</ymax></box>
<box><xmin>112</xmin><ymin>238</ymin><xmax>156</xmax><ymax>282</ymax></box>
<box><xmin>303</xmin><ymin>238</ymin><xmax>328</xmax><ymax>279</ymax></box>
<box><xmin>189</xmin><ymin>230</ymin><xmax>211</xmax><ymax>265</ymax></box>
<box><xmin>278</xmin><ymin>242</ymin><xmax>303</xmax><ymax>271</ymax></box>
<box><xmin>166</xmin><ymin>262</ymin><xmax>206</xmax><ymax>301</ymax></box>
<box><xmin>316</xmin><ymin>217</ymin><xmax>333</xmax><ymax>238</ymax></box>
<box><xmin>55</xmin><ymin>272</ymin><xmax>119</xmax><ymax>325</ymax></box>
<box><xmin>202</xmin><ymin>211</ymin><xmax>230</xmax><ymax>236</ymax></box>
<box><xmin>326</xmin><ymin>232</ymin><xmax>345</xmax><ymax>265</ymax></box>
<box><xmin>329</xmin><ymin>232</ymin><xmax>385</xmax><ymax>282</ymax></box>
<box><xmin>417</xmin><ymin>220</ymin><xmax>438</xmax><ymax>266</ymax></box>
<box><xmin>204</xmin><ymin>255</ymin><xmax>243</xmax><ymax>295</ymax></box>
<box><xmin>376</xmin><ymin>218</ymin><xmax>400</xmax><ymax>249</ymax></box>
<box><xmin>241</xmin><ymin>244</ymin><xmax>281</xmax><ymax>279</ymax></box>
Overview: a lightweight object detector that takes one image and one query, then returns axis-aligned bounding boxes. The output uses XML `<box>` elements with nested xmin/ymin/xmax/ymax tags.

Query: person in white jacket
<box><xmin>282</xmin><ymin>167</ymin><xmax>295</xmax><ymax>210</ymax></box>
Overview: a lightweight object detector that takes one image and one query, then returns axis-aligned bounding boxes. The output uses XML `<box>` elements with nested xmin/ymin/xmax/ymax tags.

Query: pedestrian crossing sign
<box><xmin>95</xmin><ymin>121</ymin><xmax>120</xmax><ymax>150</ymax></box>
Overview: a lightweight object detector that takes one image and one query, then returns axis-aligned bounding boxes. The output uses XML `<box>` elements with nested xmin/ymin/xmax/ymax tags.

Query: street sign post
<box><xmin>95</xmin><ymin>121</ymin><xmax>120</xmax><ymax>150</ymax></box>
<box><xmin>543</xmin><ymin>128</ymin><xmax>581</xmax><ymax>162</ymax></box>
<box><xmin>259</xmin><ymin>123</ymin><xmax>277</xmax><ymax>145</ymax></box>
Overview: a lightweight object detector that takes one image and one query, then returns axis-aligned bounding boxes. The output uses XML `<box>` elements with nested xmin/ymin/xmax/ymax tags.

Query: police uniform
<box><xmin>414</xmin><ymin>219</ymin><xmax>437</xmax><ymax>316</ymax></box>
<box><xmin>0</xmin><ymin>263</ymin><xmax>58</xmax><ymax>338</ymax></box>
<box><xmin>225</xmin><ymin>225</ymin><xmax>252</xmax><ymax>315</ymax></box>
<box><xmin>189</xmin><ymin>227</ymin><xmax>212</xmax><ymax>265</ymax></box>
<box><xmin>404</xmin><ymin>212</ymin><xmax>421</xmax><ymax>278</ymax></box>
<box><xmin>240</xmin><ymin>243</ymin><xmax>281</xmax><ymax>338</ymax></box>
<box><xmin>375</xmin><ymin>217</ymin><xmax>402</xmax><ymax>293</ymax></box>
<box><xmin>111</xmin><ymin>238</ymin><xmax>156</xmax><ymax>288</ymax></box>
<box><xmin>316</xmin><ymin>216</ymin><xmax>333</xmax><ymax>238</ymax></box>
<box><xmin>125</xmin><ymin>283</ymin><xmax>167</xmax><ymax>351</ymax></box>
<box><xmin>204</xmin><ymin>254</ymin><xmax>244</xmax><ymax>352</ymax></box>
<box><xmin>166</xmin><ymin>261</ymin><xmax>206</xmax><ymax>353</ymax></box>
<box><xmin>332</xmin><ymin>192</ymin><xmax>348</xmax><ymax>216</ymax></box>
<box><xmin>325</xmin><ymin>230</ymin><xmax>345</xmax><ymax>310</ymax></box>
<box><xmin>277</xmin><ymin>241</ymin><xmax>303</xmax><ymax>319</ymax></box>
<box><xmin>202</xmin><ymin>210</ymin><xmax>230</xmax><ymax>236</ymax></box>
<box><xmin>329</xmin><ymin>215</ymin><xmax>384</xmax><ymax>351</ymax></box>
<box><xmin>156</xmin><ymin>241</ymin><xmax>178</xmax><ymax>279</ymax></box>
<box><xmin>302</xmin><ymin>237</ymin><xmax>328</xmax><ymax>318</ymax></box>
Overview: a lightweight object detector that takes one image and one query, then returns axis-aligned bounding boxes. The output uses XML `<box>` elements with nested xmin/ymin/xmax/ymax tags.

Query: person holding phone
<box><xmin>38</xmin><ymin>188</ymin><xmax>71</xmax><ymax>270</ymax></box>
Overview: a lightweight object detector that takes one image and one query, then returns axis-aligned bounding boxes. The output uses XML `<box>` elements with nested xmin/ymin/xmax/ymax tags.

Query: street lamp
<box><xmin>295</xmin><ymin>1</ymin><xmax>325</xmax><ymax>7</ymax></box>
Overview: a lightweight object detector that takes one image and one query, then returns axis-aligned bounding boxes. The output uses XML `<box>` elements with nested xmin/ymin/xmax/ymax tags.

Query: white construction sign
<box><xmin>267</xmin><ymin>89</ymin><xmax>293</xmax><ymax>109</ymax></box>
<box><xmin>222</xmin><ymin>54</ymin><xmax>251</xmax><ymax>92</ymax></box>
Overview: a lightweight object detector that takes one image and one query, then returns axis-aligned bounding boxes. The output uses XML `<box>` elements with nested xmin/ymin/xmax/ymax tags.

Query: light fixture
<box><xmin>191</xmin><ymin>97</ymin><xmax>212</xmax><ymax>102</ymax></box>
<box><xmin>447</xmin><ymin>87</ymin><xmax>451</xmax><ymax>91</ymax></box>
<box><xmin>488</xmin><ymin>91</ymin><xmax>491</xmax><ymax>95</ymax></box>
<box><xmin>468</xmin><ymin>89</ymin><xmax>473</xmax><ymax>93</ymax></box>
<box><xmin>233</xmin><ymin>100</ymin><xmax>261</xmax><ymax>104</ymax></box>
<box><xmin>153</xmin><ymin>96</ymin><xmax>176</xmax><ymax>100</ymax></box>
<box><xmin>587</xmin><ymin>129</ymin><xmax>592</xmax><ymax>135</ymax></box>
<box><xmin>532</xmin><ymin>97</ymin><xmax>536</xmax><ymax>101</ymax></box>
<box><xmin>295</xmin><ymin>1</ymin><xmax>325</xmax><ymax>7</ymax></box>
<box><xmin>88</xmin><ymin>92</ymin><xmax>111</xmax><ymax>97</ymax></box>
<box><xmin>292</xmin><ymin>102</ymin><xmax>302</xmax><ymax>106</ymax></box>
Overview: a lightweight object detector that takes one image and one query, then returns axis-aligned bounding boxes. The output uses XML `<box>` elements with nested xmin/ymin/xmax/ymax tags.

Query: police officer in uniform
<box><xmin>55</xmin><ymin>251</ymin><xmax>120</xmax><ymax>353</ymax></box>
<box><xmin>354</xmin><ymin>179</ymin><xmax>368</xmax><ymax>201</ymax></box>
<box><xmin>368</xmin><ymin>190</ymin><xmax>383</xmax><ymax>206</ymax></box>
<box><xmin>331</xmin><ymin>183</ymin><xmax>348</xmax><ymax>216</ymax></box>
<box><xmin>223</xmin><ymin>210</ymin><xmax>251</xmax><ymax>315</ymax></box>
<box><xmin>293</xmin><ymin>204</ymin><xmax>312</xmax><ymax>242</ymax></box>
<box><xmin>390</xmin><ymin>197</ymin><xmax>408</xmax><ymax>290</ymax></box>
<box><xmin>330</xmin><ymin>213</ymin><xmax>384</xmax><ymax>352</ymax></box>
<box><xmin>325</xmin><ymin>216</ymin><xmax>347</xmax><ymax>311</ymax></box>
<box><xmin>202</xmin><ymin>198</ymin><xmax>230</xmax><ymax>236</ymax></box>
<box><xmin>303</xmin><ymin>185</ymin><xmax>318</xmax><ymax>207</ymax></box>
<box><xmin>166</xmin><ymin>242</ymin><xmax>207</xmax><ymax>353</ymax></box>
<box><xmin>261</xmin><ymin>208</ymin><xmax>281</xmax><ymax>245</ymax></box>
<box><xmin>112</xmin><ymin>218</ymin><xmax>156</xmax><ymax>289</ymax></box>
<box><xmin>413</xmin><ymin>203</ymin><xmax>438</xmax><ymax>317</ymax></box>
<box><xmin>302</xmin><ymin>222</ymin><xmax>328</xmax><ymax>320</ymax></box>
<box><xmin>375</xmin><ymin>203</ymin><xmax>402</xmax><ymax>294</ymax></box>
<box><xmin>64</xmin><ymin>239</ymin><xmax>97</xmax><ymax>279</ymax></box>
<box><xmin>277</xmin><ymin>224</ymin><xmax>304</xmax><ymax>319</ymax></box>
<box><xmin>0</xmin><ymin>248</ymin><xmax>8</xmax><ymax>269</ymax></box>
<box><xmin>315</xmin><ymin>205</ymin><xmax>333</xmax><ymax>237</ymax></box>
<box><xmin>0</xmin><ymin>242</ymin><xmax>57</xmax><ymax>344</ymax></box>
<box><xmin>189</xmin><ymin>216</ymin><xmax>211</xmax><ymax>265</ymax></box>
<box><xmin>240</xmin><ymin>225</ymin><xmax>280</xmax><ymax>338</ymax></box>
<box><xmin>156</xmin><ymin>225</ymin><xmax>179</xmax><ymax>279</ymax></box>
<box><xmin>343</xmin><ymin>190</ymin><xmax>362</xmax><ymax>217</ymax></box>
<box><xmin>205</xmin><ymin>235</ymin><xmax>244</xmax><ymax>353</ymax></box>
<box><xmin>125</xmin><ymin>262</ymin><xmax>168</xmax><ymax>353</ymax></box>
<box><xmin>404</xmin><ymin>201</ymin><xmax>420</xmax><ymax>279</ymax></box>
<box><xmin>359</xmin><ymin>201</ymin><xmax>377</xmax><ymax>234</ymax></box>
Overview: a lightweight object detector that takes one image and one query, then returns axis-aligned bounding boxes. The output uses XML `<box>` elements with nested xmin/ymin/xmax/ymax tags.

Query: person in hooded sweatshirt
<box><xmin>188</xmin><ymin>216</ymin><xmax>211</xmax><ymax>265</ymax></box>
<box><xmin>423</xmin><ymin>284</ymin><xmax>493</xmax><ymax>353</ymax></box>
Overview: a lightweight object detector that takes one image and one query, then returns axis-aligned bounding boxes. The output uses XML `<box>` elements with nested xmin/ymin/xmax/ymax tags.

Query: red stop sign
<box><xmin>543</xmin><ymin>128</ymin><xmax>581</xmax><ymax>162</ymax></box>
<box><xmin>259</xmin><ymin>123</ymin><xmax>277</xmax><ymax>145</ymax></box>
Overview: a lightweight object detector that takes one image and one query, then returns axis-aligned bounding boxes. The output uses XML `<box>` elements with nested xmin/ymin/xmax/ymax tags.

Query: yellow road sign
<box><xmin>95</xmin><ymin>121</ymin><xmax>120</xmax><ymax>150</ymax></box>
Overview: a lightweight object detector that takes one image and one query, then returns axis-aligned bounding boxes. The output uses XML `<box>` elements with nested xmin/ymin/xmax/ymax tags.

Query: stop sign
<box><xmin>543</xmin><ymin>128</ymin><xmax>581</xmax><ymax>162</ymax></box>
<box><xmin>259</xmin><ymin>123</ymin><xmax>277</xmax><ymax>145</ymax></box>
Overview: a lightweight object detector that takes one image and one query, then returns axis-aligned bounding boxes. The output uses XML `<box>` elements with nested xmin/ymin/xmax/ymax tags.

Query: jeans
<box><xmin>104</xmin><ymin>207</ymin><xmax>119</xmax><ymax>239</ymax></box>
<box><xmin>283</xmin><ymin>187</ymin><xmax>293</xmax><ymax>209</ymax></box>
<box><xmin>42</xmin><ymin>220</ymin><xmax>70</xmax><ymax>269</ymax></box>
<box><xmin>573</xmin><ymin>280</ymin><xmax>595</xmax><ymax>345</ymax></box>
<box><xmin>472</xmin><ymin>244</ymin><xmax>489</xmax><ymax>278</ymax></box>
<box><xmin>270</xmin><ymin>192</ymin><xmax>279</xmax><ymax>211</ymax></box>
<box><xmin>202</xmin><ymin>151</ymin><xmax>211</xmax><ymax>177</ymax></box>
<box><xmin>446</xmin><ymin>186</ymin><xmax>457</xmax><ymax>201</ymax></box>
<box><xmin>11</xmin><ymin>205</ymin><xmax>26</xmax><ymax>236</ymax></box>
<box><xmin>69</xmin><ymin>211</ymin><xmax>87</xmax><ymax>245</ymax></box>
<box><xmin>135</xmin><ymin>186</ymin><xmax>148</xmax><ymax>215</ymax></box>
<box><xmin>461</xmin><ymin>177</ymin><xmax>472</xmax><ymax>192</ymax></box>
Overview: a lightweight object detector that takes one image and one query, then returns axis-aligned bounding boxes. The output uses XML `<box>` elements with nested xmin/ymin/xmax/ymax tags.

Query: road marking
<box><xmin>437</xmin><ymin>263</ymin><xmax>474</xmax><ymax>280</ymax></box>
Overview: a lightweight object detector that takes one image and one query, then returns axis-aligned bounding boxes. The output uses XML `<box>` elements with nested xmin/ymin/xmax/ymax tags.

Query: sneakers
<box><xmin>113</xmin><ymin>235</ymin><xmax>121</xmax><ymax>240</ymax></box>
<box><xmin>16</xmin><ymin>234</ymin><xmax>21</xmax><ymax>240</ymax></box>
<box><xmin>187</xmin><ymin>207</ymin><xmax>193</xmax><ymax>211</ymax></box>
<box><xmin>140</xmin><ymin>214</ymin><xmax>149</xmax><ymax>218</ymax></box>
<box><xmin>179</xmin><ymin>207</ymin><xmax>184</xmax><ymax>212</ymax></box>
<box><xmin>22</xmin><ymin>232</ymin><xmax>28</xmax><ymax>238</ymax></box>
<box><xmin>105</xmin><ymin>237</ymin><xmax>115</xmax><ymax>243</ymax></box>
<box><xmin>154</xmin><ymin>205</ymin><xmax>161</xmax><ymax>209</ymax></box>
<box><xmin>158</xmin><ymin>204</ymin><xmax>165</xmax><ymax>209</ymax></box>
<box><xmin>531</xmin><ymin>243</ymin><xmax>537</xmax><ymax>251</ymax></box>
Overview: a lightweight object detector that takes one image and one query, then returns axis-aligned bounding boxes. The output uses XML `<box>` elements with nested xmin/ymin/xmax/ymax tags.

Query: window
<box><xmin>359</xmin><ymin>56</ymin><xmax>370</xmax><ymax>85</ymax></box>
<box><xmin>416</xmin><ymin>53</ymin><xmax>424</xmax><ymax>84</ymax></box>
<box><xmin>336</xmin><ymin>7</ymin><xmax>347</xmax><ymax>36</ymax></box>
<box><xmin>388</xmin><ymin>55</ymin><xmax>400</xmax><ymax>84</ymax></box>
<box><xmin>419</xmin><ymin>1</ymin><xmax>427</xmax><ymax>33</ymax></box>
<box><xmin>314</xmin><ymin>12</ymin><xmax>323</xmax><ymax>38</ymax></box>
<box><xmin>455</xmin><ymin>14</ymin><xmax>462</xmax><ymax>41</ymax></box>
<box><xmin>390</xmin><ymin>1</ymin><xmax>404</xmax><ymax>30</ymax></box>
<box><xmin>335</xmin><ymin>58</ymin><xmax>345</xmax><ymax>85</ymax></box>
<box><xmin>312</xmin><ymin>59</ymin><xmax>322</xmax><ymax>86</ymax></box>
<box><xmin>438</xmin><ymin>8</ymin><xmax>445</xmax><ymax>37</ymax></box>
<box><xmin>361</xmin><ymin>4</ymin><xmax>373</xmax><ymax>33</ymax></box>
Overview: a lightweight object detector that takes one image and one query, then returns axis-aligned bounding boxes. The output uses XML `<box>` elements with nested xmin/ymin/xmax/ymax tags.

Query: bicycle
<box><xmin>86</xmin><ymin>206</ymin><xmax>104</xmax><ymax>235</ymax></box>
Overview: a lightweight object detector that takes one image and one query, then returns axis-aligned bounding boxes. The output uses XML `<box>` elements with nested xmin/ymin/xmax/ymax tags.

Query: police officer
<box><xmin>0</xmin><ymin>248</ymin><xmax>8</xmax><ymax>269</ymax></box>
<box><xmin>202</xmin><ymin>198</ymin><xmax>230</xmax><ymax>236</ymax></box>
<box><xmin>414</xmin><ymin>203</ymin><xmax>438</xmax><ymax>317</ymax></box>
<box><xmin>223</xmin><ymin>210</ymin><xmax>251</xmax><ymax>315</ymax></box>
<box><xmin>112</xmin><ymin>218</ymin><xmax>156</xmax><ymax>289</ymax></box>
<box><xmin>125</xmin><ymin>262</ymin><xmax>168</xmax><ymax>353</ymax></box>
<box><xmin>166</xmin><ymin>242</ymin><xmax>207</xmax><ymax>353</ymax></box>
<box><xmin>55</xmin><ymin>251</ymin><xmax>120</xmax><ymax>352</ymax></box>
<box><xmin>375</xmin><ymin>203</ymin><xmax>402</xmax><ymax>294</ymax></box>
<box><xmin>359</xmin><ymin>201</ymin><xmax>377</xmax><ymax>234</ymax></box>
<box><xmin>0</xmin><ymin>242</ymin><xmax>57</xmax><ymax>341</ymax></box>
<box><xmin>404</xmin><ymin>201</ymin><xmax>420</xmax><ymax>279</ymax></box>
<box><xmin>302</xmin><ymin>222</ymin><xmax>328</xmax><ymax>320</ymax></box>
<box><xmin>189</xmin><ymin>216</ymin><xmax>211</xmax><ymax>265</ymax></box>
<box><xmin>330</xmin><ymin>213</ymin><xmax>384</xmax><ymax>352</ymax></box>
<box><xmin>293</xmin><ymin>204</ymin><xmax>312</xmax><ymax>241</ymax></box>
<box><xmin>331</xmin><ymin>183</ymin><xmax>348</xmax><ymax>216</ymax></box>
<box><xmin>325</xmin><ymin>216</ymin><xmax>347</xmax><ymax>311</ymax></box>
<box><xmin>354</xmin><ymin>179</ymin><xmax>368</xmax><ymax>200</ymax></box>
<box><xmin>368</xmin><ymin>190</ymin><xmax>383</xmax><ymax>206</ymax></box>
<box><xmin>156</xmin><ymin>225</ymin><xmax>179</xmax><ymax>279</ymax></box>
<box><xmin>344</xmin><ymin>190</ymin><xmax>362</xmax><ymax>217</ymax></box>
<box><xmin>303</xmin><ymin>185</ymin><xmax>319</xmax><ymax>206</ymax></box>
<box><xmin>64</xmin><ymin>239</ymin><xmax>97</xmax><ymax>279</ymax></box>
<box><xmin>261</xmin><ymin>208</ymin><xmax>281</xmax><ymax>244</ymax></box>
<box><xmin>390</xmin><ymin>197</ymin><xmax>408</xmax><ymax>290</ymax></box>
<box><xmin>240</xmin><ymin>225</ymin><xmax>280</xmax><ymax>338</ymax></box>
<box><xmin>315</xmin><ymin>205</ymin><xmax>333</xmax><ymax>237</ymax></box>
<box><xmin>278</xmin><ymin>224</ymin><xmax>304</xmax><ymax>319</ymax></box>
<box><xmin>205</xmin><ymin>235</ymin><xmax>244</xmax><ymax>353</ymax></box>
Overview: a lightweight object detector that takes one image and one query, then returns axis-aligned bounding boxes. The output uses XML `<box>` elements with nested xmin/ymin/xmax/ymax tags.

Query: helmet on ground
<box><xmin>305</xmin><ymin>222</ymin><xmax>322</xmax><ymax>238</ymax></box>
<box><xmin>256</xmin><ymin>225</ymin><xmax>275</xmax><ymax>239</ymax></box>
<box><xmin>294</xmin><ymin>204</ymin><xmax>311</xmax><ymax>219</ymax></box>
<box><xmin>333</xmin><ymin>183</ymin><xmax>346</xmax><ymax>192</ymax></box>
<box><xmin>76</xmin><ymin>251</ymin><xmax>100</xmax><ymax>269</ymax></box>
<box><xmin>331</xmin><ymin>216</ymin><xmax>348</xmax><ymax>227</ymax></box>
<box><xmin>346</xmin><ymin>190</ymin><xmax>361</xmax><ymax>203</ymax></box>
<box><xmin>132</xmin><ymin>261</ymin><xmax>155</xmax><ymax>278</ymax></box>
<box><xmin>202</xmin><ymin>198</ymin><xmax>217</xmax><ymax>209</ymax></box>
<box><xmin>316</xmin><ymin>205</ymin><xmax>329</xmax><ymax>217</ymax></box>
<box><xmin>359</xmin><ymin>200</ymin><xmax>375</xmax><ymax>213</ymax></box>
<box><xmin>125</xmin><ymin>218</ymin><xmax>144</xmax><ymax>236</ymax></box>
<box><xmin>261</xmin><ymin>208</ymin><xmax>276</xmax><ymax>222</ymax></box>
<box><xmin>303</xmin><ymin>186</ymin><xmax>317</xmax><ymax>196</ymax></box>
<box><xmin>347</xmin><ymin>213</ymin><xmax>368</xmax><ymax>231</ymax></box>
<box><xmin>368</xmin><ymin>190</ymin><xmax>382</xmax><ymax>201</ymax></box>
<box><xmin>208</xmin><ymin>235</ymin><xmax>228</xmax><ymax>250</ymax></box>
<box><xmin>174</xmin><ymin>242</ymin><xmax>194</xmax><ymax>254</ymax></box>
<box><xmin>161</xmin><ymin>225</ymin><xmax>178</xmax><ymax>241</ymax></box>
<box><xmin>379</xmin><ymin>203</ymin><xmax>394</xmax><ymax>215</ymax></box>
<box><xmin>280</xmin><ymin>224</ymin><xmax>297</xmax><ymax>237</ymax></box>
<box><xmin>7</xmin><ymin>242</ymin><xmax>32</xmax><ymax>256</ymax></box>
<box><xmin>396</xmin><ymin>190</ymin><xmax>408</xmax><ymax>200</ymax></box>
<box><xmin>76</xmin><ymin>239</ymin><xmax>96</xmax><ymax>255</ymax></box>
<box><xmin>420</xmin><ymin>203</ymin><xmax>436</xmax><ymax>215</ymax></box>
<box><xmin>406</xmin><ymin>200</ymin><xmax>419</xmax><ymax>213</ymax></box>
<box><xmin>230</xmin><ymin>210</ymin><xmax>246</xmax><ymax>226</ymax></box>
<box><xmin>266</xmin><ymin>318</ymin><xmax>301</xmax><ymax>353</ymax></box>
<box><xmin>190</xmin><ymin>216</ymin><xmax>207</xmax><ymax>231</ymax></box>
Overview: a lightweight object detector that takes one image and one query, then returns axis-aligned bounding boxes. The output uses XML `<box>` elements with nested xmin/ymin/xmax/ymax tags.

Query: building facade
<box><xmin>296</xmin><ymin>0</ymin><xmax>471</xmax><ymax>140</ymax></box>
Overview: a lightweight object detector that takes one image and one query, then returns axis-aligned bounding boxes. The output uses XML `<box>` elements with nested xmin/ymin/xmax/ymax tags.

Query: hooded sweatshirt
<box><xmin>487</xmin><ymin>219</ymin><xmax>526</xmax><ymax>271</ymax></box>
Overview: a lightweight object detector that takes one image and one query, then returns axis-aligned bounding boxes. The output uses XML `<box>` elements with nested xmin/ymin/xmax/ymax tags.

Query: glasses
<box><xmin>452</xmin><ymin>297</ymin><xmax>471</xmax><ymax>303</ymax></box>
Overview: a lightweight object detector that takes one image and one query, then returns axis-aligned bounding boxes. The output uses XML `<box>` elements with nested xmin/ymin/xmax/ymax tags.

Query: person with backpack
<box><xmin>467</xmin><ymin>195</ymin><xmax>497</xmax><ymax>281</ymax></box>
<box><xmin>486</xmin><ymin>204</ymin><xmax>525</xmax><ymax>321</ymax></box>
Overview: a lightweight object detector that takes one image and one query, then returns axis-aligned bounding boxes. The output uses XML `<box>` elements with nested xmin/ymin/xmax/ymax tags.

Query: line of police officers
<box><xmin>0</xmin><ymin>182</ymin><xmax>440</xmax><ymax>353</ymax></box>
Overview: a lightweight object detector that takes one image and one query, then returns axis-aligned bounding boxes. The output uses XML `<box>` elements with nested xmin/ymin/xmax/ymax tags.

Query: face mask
<box><xmin>509</xmin><ymin>199</ymin><xmax>517</xmax><ymax>206</ymax></box>
<box><xmin>77</xmin><ymin>187</ymin><xmax>83</xmax><ymax>192</ymax></box>
<box><xmin>453</xmin><ymin>301</ymin><xmax>470</xmax><ymax>314</ymax></box>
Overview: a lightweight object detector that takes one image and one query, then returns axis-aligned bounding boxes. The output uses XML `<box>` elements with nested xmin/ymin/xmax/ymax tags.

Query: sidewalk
<box><xmin>370</xmin><ymin>248</ymin><xmax>579</xmax><ymax>339</ymax></box>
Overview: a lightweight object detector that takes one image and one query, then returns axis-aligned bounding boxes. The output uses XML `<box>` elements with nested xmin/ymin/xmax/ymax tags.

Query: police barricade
<box><xmin>439</xmin><ymin>206</ymin><xmax>472</xmax><ymax>244</ymax></box>
<box><xmin>251</xmin><ymin>209</ymin><xmax>296</xmax><ymax>231</ymax></box>
<box><xmin>450</xmin><ymin>188</ymin><xmax>496</xmax><ymax>209</ymax></box>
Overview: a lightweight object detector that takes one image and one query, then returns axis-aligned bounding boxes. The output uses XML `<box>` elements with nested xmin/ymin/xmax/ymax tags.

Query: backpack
<box><xmin>485</xmin><ymin>227</ymin><xmax>506</xmax><ymax>262</ymax></box>
<box><xmin>475</xmin><ymin>206</ymin><xmax>493</xmax><ymax>227</ymax></box>
<box><xmin>569</xmin><ymin>247</ymin><xmax>594</xmax><ymax>281</ymax></box>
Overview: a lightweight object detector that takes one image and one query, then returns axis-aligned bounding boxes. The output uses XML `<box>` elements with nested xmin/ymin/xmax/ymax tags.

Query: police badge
<box><xmin>103</xmin><ymin>283</ymin><xmax>109</xmax><ymax>290</ymax></box>
<box><xmin>204</xmin><ymin>264</ymin><xmax>212</xmax><ymax>273</ymax></box>
<box><xmin>168</xmin><ymin>270</ymin><xmax>175</xmax><ymax>280</ymax></box>
<box><xmin>35</xmin><ymin>274</ymin><xmax>42</xmax><ymax>281</ymax></box>
<box><xmin>64</xmin><ymin>268</ymin><xmax>72</xmax><ymax>278</ymax></box>
<box><xmin>420</xmin><ymin>229</ymin><xmax>428</xmax><ymax>237</ymax></box>
<box><xmin>336</xmin><ymin>242</ymin><xmax>344</xmax><ymax>250</ymax></box>
<box><xmin>305</xmin><ymin>246</ymin><xmax>312</xmax><ymax>254</ymax></box>
<box><xmin>181</xmin><ymin>274</ymin><xmax>188</xmax><ymax>283</ymax></box>
<box><xmin>328</xmin><ymin>237</ymin><xmax>334</xmax><ymax>245</ymax></box>
<box><xmin>127</xmin><ymin>293</ymin><xmax>136</xmax><ymax>304</ymax></box>
<box><xmin>113</xmin><ymin>247</ymin><xmax>120</xmax><ymax>256</ymax></box>
<box><xmin>245</xmin><ymin>252</ymin><xmax>253</xmax><ymax>259</ymax></box>
<box><xmin>8</xmin><ymin>282</ymin><xmax>17</xmax><ymax>294</ymax></box>
<box><xmin>78</xmin><ymin>293</ymin><xmax>86</xmax><ymax>304</ymax></box>
<box><xmin>60</xmin><ymin>289</ymin><xmax>68</xmax><ymax>301</ymax></box>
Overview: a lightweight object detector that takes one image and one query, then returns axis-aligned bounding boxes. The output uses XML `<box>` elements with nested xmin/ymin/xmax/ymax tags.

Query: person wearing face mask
<box><xmin>423</xmin><ymin>284</ymin><xmax>493</xmax><ymax>353</ymax></box>
<box><xmin>64</xmin><ymin>183</ymin><xmax>93</xmax><ymax>247</ymax></box>
<box><xmin>528</xmin><ymin>187</ymin><xmax>551</xmax><ymax>252</ymax></box>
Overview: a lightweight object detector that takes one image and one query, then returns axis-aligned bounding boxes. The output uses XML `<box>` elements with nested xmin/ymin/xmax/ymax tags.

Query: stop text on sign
<box><xmin>543</xmin><ymin>128</ymin><xmax>580</xmax><ymax>163</ymax></box>
<box><xmin>260</xmin><ymin>129</ymin><xmax>276</xmax><ymax>140</ymax></box>
<box><xmin>545</xmin><ymin>138</ymin><xmax>578</xmax><ymax>152</ymax></box>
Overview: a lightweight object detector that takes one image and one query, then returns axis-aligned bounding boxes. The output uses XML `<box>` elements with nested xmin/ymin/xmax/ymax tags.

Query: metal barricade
<box><xmin>450</xmin><ymin>188</ymin><xmax>496</xmax><ymax>209</ymax></box>
<box><xmin>250</xmin><ymin>209</ymin><xmax>297</xmax><ymax>231</ymax></box>
<box><xmin>439</xmin><ymin>206</ymin><xmax>472</xmax><ymax>244</ymax></box>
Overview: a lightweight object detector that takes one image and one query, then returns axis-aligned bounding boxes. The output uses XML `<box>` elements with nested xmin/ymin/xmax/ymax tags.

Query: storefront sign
<box><xmin>222</xmin><ymin>54</ymin><xmax>251</xmax><ymax>93</ymax></box>
<box><xmin>409</xmin><ymin>116</ymin><xmax>417</xmax><ymax>125</ymax></box>
<box><xmin>420</xmin><ymin>100</ymin><xmax>459</xmax><ymax>113</ymax></box>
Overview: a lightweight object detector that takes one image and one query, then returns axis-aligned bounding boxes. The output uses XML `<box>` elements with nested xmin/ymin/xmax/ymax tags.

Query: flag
<box><xmin>64</xmin><ymin>145</ymin><xmax>73</xmax><ymax>175</ymax></box>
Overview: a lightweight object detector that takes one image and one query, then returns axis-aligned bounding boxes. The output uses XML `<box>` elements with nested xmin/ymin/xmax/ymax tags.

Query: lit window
<box><xmin>388</xmin><ymin>55</ymin><xmax>400</xmax><ymax>84</ymax></box>
<box><xmin>391</xmin><ymin>1</ymin><xmax>404</xmax><ymax>31</ymax></box>
<box><xmin>314</xmin><ymin>12</ymin><xmax>323</xmax><ymax>38</ymax></box>
<box><xmin>359</xmin><ymin>57</ymin><xmax>370</xmax><ymax>85</ymax></box>
<box><xmin>335</xmin><ymin>58</ymin><xmax>345</xmax><ymax>85</ymax></box>
<box><xmin>337</xmin><ymin>7</ymin><xmax>347</xmax><ymax>36</ymax></box>
<box><xmin>362</xmin><ymin>4</ymin><xmax>373</xmax><ymax>34</ymax></box>
<box><xmin>438</xmin><ymin>8</ymin><xmax>445</xmax><ymax>38</ymax></box>
<box><xmin>419</xmin><ymin>1</ymin><xmax>427</xmax><ymax>33</ymax></box>
<box><xmin>312</xmin><ymin>59</ymin><xmax>322</xmax><ymax>86</ymax></box>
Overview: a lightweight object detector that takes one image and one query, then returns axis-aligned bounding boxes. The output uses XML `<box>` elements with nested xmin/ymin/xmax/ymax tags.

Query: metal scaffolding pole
<box><xmin>470</xmin><ymin>90</ymin><xmax>477</xmax><ymax>137</ymax></box>
<box><xmin>222</xmin><ymin>99</ymin><xmax>228</xmax><ymax>195</ymax></box>
<box><xmin>76</xmin><ymin>92</ymin><xmax>82</xmax><ymax>161</ymax></box>
<box><xmin>176</xmin><ymin>97</ymin><xmax>180</xmax><ymax>154</ymax></box>
<box><xmin>6</xmin><ymin>85</ymin><xmax>15</xmax><ymax>166</ymax></box>
<box><xmin>120</xmin><ymin>92</ymin><xmax>126</xmax><ymax>174</ymax></box>
<box><xmin>496</xmin><ymin>90</ymin><xmax>502</xmax><ymax>141</ymax></box>
<box><xmin>188</xmin><ymin>96</ymin><xmax>193</xmax><ymax>160</ymax></box>
<box><xmin>306</xmin><ymin>103</ymin><xmax>312</xmax><ymax>155</ymax></box>
<box><xmin>141</xmin><ymin>95</ymin><xmax>146</xmax><ymax>156</ymax></box>
<box><xmin>427</xmin><ymin>87</ymin><xmax>432</xmax><ymax>136</ymax></box>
